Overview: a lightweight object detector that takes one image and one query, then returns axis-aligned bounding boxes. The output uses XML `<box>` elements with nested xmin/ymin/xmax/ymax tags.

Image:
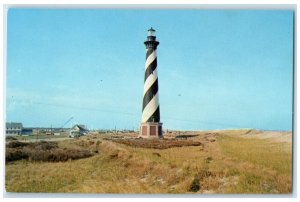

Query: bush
<box><xmin>189</xmin><ymin>177</ymin><xmax>200</xmax><ymax>192</ymax></box>
<box><xmin>27</xmin><ymin>148</ymin><xmax>93</xmax><ymax>162</ymax></box>
<box><xmin>27</xmin><ymin>147</ymin><xmax>93</xmax><ymax>162</ymax></box>
<box><xmin>6</xmin><ymin>141</ymin><xmax>29</xmax><ymax>148</ymax></box>
<box><xmin>5</xmin><ymin>141</ymin><xmax>93</xmax><ymax>163</ymax></box>
<box><xmin>113</xmin><ymin>139</ymin><xmax>203</xmax><ymax>149</ymax></box>
<box><xmin>6</xmin><ymin>136</ymin><xmax>18</xmax><ymax>141</ymax></box>
<box><xmin>29</xmin><ymin>141</ymin><xmax>58</xmax><ymax>150</ymax></box>
<box><xmin>6</xmin><ymin>148</ymin><xmax>29</xmax><ymax>162</ymax></box>
<box><xmin>64</xmin><ymin>148</ymin><xmax>93</xmax><ymax>160</ymax></box>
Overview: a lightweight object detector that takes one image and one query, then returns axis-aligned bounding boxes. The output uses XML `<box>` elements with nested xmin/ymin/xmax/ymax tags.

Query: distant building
<box><xmin>6</xmin><ymin>122</ymin><xmax>23</xmax><ymax>136</ymax></box>
<box><xmin>21</xmin><ymin>128</ymin><xmax>33</xmax><ymax>136</ymax></box>
<box><xmin>77</xmin><ymin>125</ymin><xmax>87</xmax><ymax>130</ymax></box>
<box><xmin>69</xmin><ymin>124</ymin><xmax>89</xmax><ymax>137</ymax></box>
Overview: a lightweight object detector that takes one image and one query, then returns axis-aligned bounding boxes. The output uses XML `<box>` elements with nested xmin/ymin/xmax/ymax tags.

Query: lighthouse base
<box><xmin>139</xmin><ymin>122</ymin><xmax>163</xmax><ymax>138</ymax></box>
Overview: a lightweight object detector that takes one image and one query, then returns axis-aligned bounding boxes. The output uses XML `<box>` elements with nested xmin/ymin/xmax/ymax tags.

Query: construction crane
<box><xmin>45</xmin><ymin>117</ymin><xmax>74</xmax><ymax>136</ymax></box>
<box><xmin>59</xmin><ymin>117</ymin><xmax>74</xmax><ymax>132</ymax></box>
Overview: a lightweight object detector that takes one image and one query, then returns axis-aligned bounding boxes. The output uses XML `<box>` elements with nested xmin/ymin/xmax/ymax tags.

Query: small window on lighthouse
<box><xmin>148</xmin><ymin>27</ymin><xmax>156</xmax><ymax>36</ymax></box>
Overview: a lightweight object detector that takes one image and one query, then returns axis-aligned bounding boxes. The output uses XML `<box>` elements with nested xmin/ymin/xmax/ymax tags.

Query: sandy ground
<box><xmin>240</xmin><ymin>130</ymin><xmax>292</xmax><ymax>143</ymax></box>
<box><xmin>17</xmin><ymin>137</ymin><xmax>71</xmax><ymax>143</ymax></box>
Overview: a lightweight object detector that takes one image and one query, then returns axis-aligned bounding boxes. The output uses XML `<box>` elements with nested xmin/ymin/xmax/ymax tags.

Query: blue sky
<box><xmin>6</xmin><ymin>9</ymin><xmax>294</xmax><ymax>131</ymax></box>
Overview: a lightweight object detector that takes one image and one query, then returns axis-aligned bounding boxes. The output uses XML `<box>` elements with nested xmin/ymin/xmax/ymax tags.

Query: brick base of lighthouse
<box><xmin>139</xmin><ymin>122</ymin><xmax>163</xmax><ymax>138</ymax></box>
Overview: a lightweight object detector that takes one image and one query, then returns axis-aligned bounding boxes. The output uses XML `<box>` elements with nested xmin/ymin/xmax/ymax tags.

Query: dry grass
<box><xmin>218</xmin><ymin>135</ymin><xmax>292</xmax><ymax>174</ymax></box>
<box><xmin>217</xmin><ymin>135</ymin><xmax>292</xmax><ymax>193</ymax></box>
<box><xmin>5</xmin><ymin>130</ymin><xmax>293</xmax><ymax>194</ymax></box>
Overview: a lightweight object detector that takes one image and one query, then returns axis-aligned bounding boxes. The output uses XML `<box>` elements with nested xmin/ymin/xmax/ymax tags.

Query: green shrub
<box><xmin>189</xmin><ymin>177</ymin><xmax>200</xmax><ymax>192</ymax></box>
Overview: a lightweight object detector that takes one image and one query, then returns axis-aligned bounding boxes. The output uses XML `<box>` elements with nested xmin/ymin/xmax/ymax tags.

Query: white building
<box><xmin>6</xmin><ymin>122</ymin><xmax>23</xmax><ymax>136</ymax></box>
<box><xmin>69</xmin><ymin>124</ymin><xmax>88</xmax><ymax>137</ymax></box>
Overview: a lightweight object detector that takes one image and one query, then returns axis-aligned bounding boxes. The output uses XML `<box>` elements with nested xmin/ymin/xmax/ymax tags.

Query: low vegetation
<box><xmin>6</xmin><ymin>141</ymin><xmax>93</xmax><ymax>163</ymax></box>
<box><xmin>5</xmin><ymin>130</ymin><xmax>292</xmax><ymax>194</ymax></box>
<box><xmin>113</xmin><ymin>138</ymin><xmax>202</xmax><ymax>149</ymax></box>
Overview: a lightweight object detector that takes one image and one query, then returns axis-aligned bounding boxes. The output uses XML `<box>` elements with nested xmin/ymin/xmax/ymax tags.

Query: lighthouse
<box><xmin>139</xmin><ymin>27</ymin><xmax>163</xmax><ymax>138</ymax></box>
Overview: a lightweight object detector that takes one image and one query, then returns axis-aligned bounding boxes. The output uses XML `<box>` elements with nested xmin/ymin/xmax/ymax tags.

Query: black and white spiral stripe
<box><xmin>141</xmin><ymin>48</ymin><xmax>160</xmax><ymax>123</ymax></box>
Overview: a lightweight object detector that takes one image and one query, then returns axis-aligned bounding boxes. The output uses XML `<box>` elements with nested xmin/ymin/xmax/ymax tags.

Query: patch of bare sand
<box><xmin>242</xmin><ymin>130</ymin><xmax>292</xmax><ymax>143</ymax></box>
<box><xmin>202</xmin><ymin>129</ymin><xmax>292</xmax><ymax>143</ymax></box>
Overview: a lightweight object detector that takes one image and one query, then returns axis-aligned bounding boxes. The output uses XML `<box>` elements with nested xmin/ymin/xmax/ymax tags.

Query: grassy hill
<box><xmin>5</xmin><ymin>129</ymin><xmax>292</xmax><ymax>194</ymax></box>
